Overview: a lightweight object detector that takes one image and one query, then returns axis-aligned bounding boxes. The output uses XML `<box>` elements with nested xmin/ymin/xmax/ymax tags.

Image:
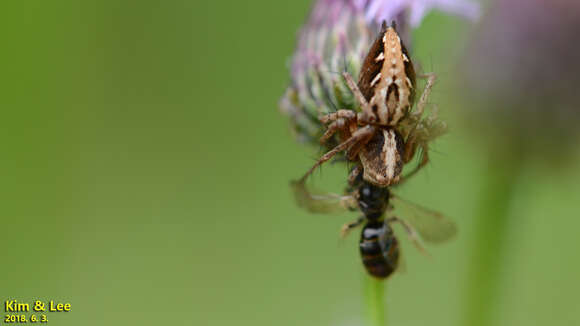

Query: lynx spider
<box><xmin>298</xmin><ymin>22</ymin><xmax>444</xmax><ymax>187</ymax></box>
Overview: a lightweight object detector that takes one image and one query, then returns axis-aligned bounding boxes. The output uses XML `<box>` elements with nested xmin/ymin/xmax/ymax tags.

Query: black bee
<box><xmin>292</xmin><ymin>170</ymin><xmax>456</xmax><ymax>279</ymax></box>
<box><xmin>354</xmin><ymin>181</ymin><xmax>400</xmax><ymax>278</ymax></box>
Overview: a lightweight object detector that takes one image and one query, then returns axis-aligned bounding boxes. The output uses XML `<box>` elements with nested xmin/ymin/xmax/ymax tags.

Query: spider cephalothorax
<box><xmin>298</xmin><ymin>22</ymin><xmax>443</xmax><ymax>187</ymax></box>
<box><xmin>357</xmin><ymin>21</ymin><xmax>416</xmax><ymax>126</ymax></box>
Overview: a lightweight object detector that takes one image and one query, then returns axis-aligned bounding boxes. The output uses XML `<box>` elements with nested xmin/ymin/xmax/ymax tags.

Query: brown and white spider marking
<box><xmin>298</xmin><ymin>22</ymin><xmax>445</xmax><ymax>187</ymax></box>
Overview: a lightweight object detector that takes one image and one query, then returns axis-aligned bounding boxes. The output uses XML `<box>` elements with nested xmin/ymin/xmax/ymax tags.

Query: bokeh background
<box><xmin>1</xmin><ymin>1</ymin><xmax>579</xmax><ymax>326</ymax></box>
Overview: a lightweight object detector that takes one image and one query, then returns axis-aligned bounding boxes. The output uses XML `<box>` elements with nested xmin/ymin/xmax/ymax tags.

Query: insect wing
<box><xmin>291</xmin><ymin>181</ymin><xmax>356</xmax><ymax>214</ymax></box>
<box><xmin>393</xmin><ymin>240</ymin><xmax>407</xmax><ymax>275</ymax></box>
<box><xmin>391</xmin><ymin>195</ymin><xmax>457</xmax><ymax>243</ymax></box>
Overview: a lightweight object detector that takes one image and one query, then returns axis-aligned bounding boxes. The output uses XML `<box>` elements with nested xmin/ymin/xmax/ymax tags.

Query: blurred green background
<box><xmin>1</xmin><ymin>1</ymin><xmax>579</xmax><ymax>326</ymax></box>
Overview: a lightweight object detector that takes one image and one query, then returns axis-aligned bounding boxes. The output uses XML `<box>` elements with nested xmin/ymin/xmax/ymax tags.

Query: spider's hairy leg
<box><xmin>299</xmin><ymin>125</ymin><xmax>376</xmax><ymax>183</ymax></box>
<box><xmin>319</xmin><ymin>109</ymin><xmax>356</xmax><ymax>124</ymax></box>
<box><xmin>403</xmin><ymin>133</ymin><xmax>419</xmax><ymax>164</ymax></box>
<box><xmin>342</xmin><ymin>72</ymin><xmax>376</xmax><ymax>123</ymax></box>
<box><xmin>346</xmin><ymin>131</ymin><xmax>373</xmax><ymax>160</ymax></box>
<box><xmin>320</xmin><ymin>119</ymin><xmax>346</xmax><ymax>144</ymax></box>
<box><xmin>399</xmin><ymin>145</ymin><xmax>429</xmax><ymax>183</ymax></box>
<box><xmin>387</xmin><ymin>216</ymin><xmax>429</xmax><ymax>257</ymax></box>
<box><xmin>399</xmin><ymin>126</ymin><xmax>432</xmax><ymax>183</ymax></box>
<box><xmin>318</xmin><ymin>110</ymin><xmax>357</xmax><ymax>145</ymax></box>
<box><xmin>399</xmin><ymin>104</ymin><xmax>446</xmax><ymax>183</ymax></box>
<box><xmin>341</xmin><ymin>216</ymin><xmax>365</xmax><ymax>238</ymax></box>
<box><xmin>342</xmin><ymin>72</ymin><xmax>368</xmax><ymax>108</ymax></box>
<box><xmin>409</xmin><ymin>103</ymin><xmax>446</xmax><ymax>142</ymax></box>
<box><xmin>424</xmin><ymin>103</ymin><xmax>447</xmax><ymax>135</ymax></box>
<box><xmin>411</xmin><ymin>72</ymin><xmax>437</xmax><ymax>120</ymax></box>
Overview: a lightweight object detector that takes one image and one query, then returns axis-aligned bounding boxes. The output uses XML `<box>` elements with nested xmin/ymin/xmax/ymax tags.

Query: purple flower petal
<box><xmin>358</xmin><ymin>0</ymin><xmax>480</xmax><ymax>26</ymax></box>
<box><xmin>409</xmin><ymin>0</ymin><xmax>480</xmax><ymax>26</ymax></box>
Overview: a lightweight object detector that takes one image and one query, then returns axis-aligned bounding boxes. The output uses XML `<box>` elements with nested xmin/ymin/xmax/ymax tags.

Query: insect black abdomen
<box><xmin>359</xmin><ymin>221</ymin><xmax>399</xmax><ymax>279</ymax></box>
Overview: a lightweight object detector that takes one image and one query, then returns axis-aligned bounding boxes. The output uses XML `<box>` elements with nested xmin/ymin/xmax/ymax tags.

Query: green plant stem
<box><xmin>364</xmin><ymin>274</ymin><xmax>385</xmax><ymax>326</ymax></box>
<box><xmin>462</xmin><ymin>150</ymin><xmax>523</xmax><ymax>326</ymax></box>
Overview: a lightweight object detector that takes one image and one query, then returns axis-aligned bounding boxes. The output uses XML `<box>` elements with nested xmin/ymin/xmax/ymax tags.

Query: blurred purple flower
<box><xmin>460</xmin><ymin>0</ymin><xmax>580</xmax><ymax>150</ymax></box>
<box><xmin>280</xmin><ymin>0</ymin><xmax>480</xmax><ymax>144</ymax></box>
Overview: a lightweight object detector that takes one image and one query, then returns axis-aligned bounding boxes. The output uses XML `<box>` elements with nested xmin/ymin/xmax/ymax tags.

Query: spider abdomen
<box><xmin>359</xmin><ymin>128</ymin><xmax>404</xmax><ymax>186</ymax></box>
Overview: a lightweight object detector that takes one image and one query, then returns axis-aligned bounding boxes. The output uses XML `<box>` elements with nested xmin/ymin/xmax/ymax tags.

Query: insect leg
<box><xmin>340</xmin><ymin>216</ymin><xmax>365</xmax><ymax>238</ymax></box>
<box><xmin>347</xmin><ymin>165</ymin><xmax>363</xmax><ymax>187</ymax></box>
<box><xmin>298</xmin><ymin>126</ymin><xmax>375</xmax><ymax>183</ymax></box>
<box><xmin>387</xmin><ymin>216</ymin><xmax>430</xmax><ymax>257</ymax></box>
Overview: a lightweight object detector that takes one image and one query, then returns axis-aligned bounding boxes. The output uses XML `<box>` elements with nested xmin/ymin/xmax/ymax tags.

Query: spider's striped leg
<box><xmin>318</xmin><ymin>110</ymin><xmax>357</xmax><ymax>145</ymax></box>
<box><xmin>342</xmin><ymin>72</ymin><xmax>377</xmax><ymax>123</ymax></box>
<box><xmin>299</xmin><ymin>126</ymin><xmax>376</xmax><ymax>183</ymax></box>
<box><xmin>411</xmin><ymin>72</ymin><xmax>437</xmax><ymax>120</ymax></box>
